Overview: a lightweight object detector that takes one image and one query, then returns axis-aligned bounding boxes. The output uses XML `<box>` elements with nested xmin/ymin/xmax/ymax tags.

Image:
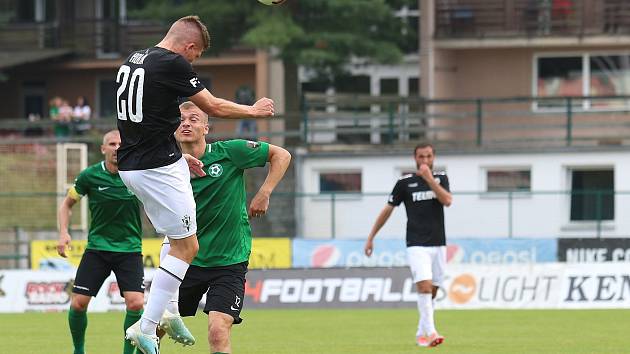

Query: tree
<box><xmin>131</xmin><ymin>0</ymin><xmax>418</xmax><ymax>140</ymax></box>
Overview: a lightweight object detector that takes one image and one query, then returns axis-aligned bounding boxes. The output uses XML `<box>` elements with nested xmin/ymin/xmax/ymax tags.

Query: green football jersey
<box><xmin>191</xmin><ymin>139</ymin><xmax>269</xmax><ymax>267</ymax></box>
<box><xmin>73</xmin><ymin>161</ymin><xmax>142</xmax><ymax>252</ymax></box>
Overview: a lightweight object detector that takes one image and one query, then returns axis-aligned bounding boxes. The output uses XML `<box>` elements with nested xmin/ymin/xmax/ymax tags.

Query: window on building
<box><xmin>380</xmin><ymin>78</ymin><xmax>399</xmax><ymax>95</ymax></box>
<box><xmin>302</xmin><ymin>80</ymin><xmax>328</xmax><ymax>94</ymax></box>
<box><xmin>319</xmin><ymin>172</ymin><xmax>362</xmax><ymax>193</ymax></box>
<box><xmin>335</xmin><ymin>75</ymin><xmax>370</xmax><ymax>94</ymax></box>
<box><xmin>590</xmin><ymin>55</ymin><xmax>630</xmax><ymax>108</ymax></box>
<box><xmin>487</xmin><ymin>169</ymin><xmax>531</xmax><ymax>192</ymax></box>
<box><xmin>536</xmin><ymin>56</ymin><xmax>583</xmax><ymax>108</ymax></box>
<box><xmin>408</xmin><ymin>77</ymin><xmax>419</xmax><ymax>96</ymax></box>
<box><xmin>570</xmin><ymin>169</ymin><xmax>614</xmax><ymax>221</ymax></box>
<box><xmin>535</xmin><ymin>53</ymin><xmax>630</xmax><ymax>110</ymax></box>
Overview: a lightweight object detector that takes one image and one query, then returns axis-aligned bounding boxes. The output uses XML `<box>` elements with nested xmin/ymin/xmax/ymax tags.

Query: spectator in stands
<box><xmin>552</xmin><ymin>0</ymin><xmax>573</xmax><ymax>32</ymax></box>
<box><xmin>72</xmin><ymin>96</ymin><xmax>92</xmax><ymax>135</ymax></box>
<box><xmin>49</xmin><ymin>96</ymin><xmax>60</xmax><ymax>120</ymax></box>
<box><xmin>59</xmin><ymin>99</ymin><xmax>73</xmax><ymax>121</ymax></box>
<box><xmin>50</xmin><ymin>96</ymin><xmax>70</xmax><ymax>138</ymax></box>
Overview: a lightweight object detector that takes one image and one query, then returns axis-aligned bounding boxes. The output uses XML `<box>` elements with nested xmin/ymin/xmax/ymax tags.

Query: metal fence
<box><xmin>3</xmin><ymin>95</ymin><xmax>630</xmax><ymax>149</ymax></box>
<box><xmin>435</xmin><ymin>0</ymin><xmax>630</xmax><ymax>39</ymax></box>
<box><xmin>295</xmin><ymin>190</ymin><xmax>629</xmax><ymax>239</ymax></box>
<box><xmin>1</xmin><ymin>189</ymin><xmax>627</xmax><ymax>268</ymax></box>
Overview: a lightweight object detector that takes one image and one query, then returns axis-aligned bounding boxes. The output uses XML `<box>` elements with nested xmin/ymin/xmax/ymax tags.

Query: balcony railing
<box><xmin>435</xmin><ymin>0</ymin><xmax>630</xmax><ymax>39</ymax></box>
<box><xmin>2</xmin><ymin>94</ymin><xmax>630</xmax><ymax>150</ymax></box>
<box><xmin>0</xmin><ymin>19</ymin><xmax>166</xmax><ymax>57</ymax></box>
<box><xmin>300</xmin><ymin>94</ymin><xmax>630</xmax><ymax>149</ymax></box>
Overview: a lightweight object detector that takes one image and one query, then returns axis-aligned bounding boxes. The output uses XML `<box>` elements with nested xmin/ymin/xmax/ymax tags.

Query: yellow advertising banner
<box><xmin>250</xmin><ymin>238</ymin><xmax>291</xmax><ymax>269</ymax></box>
<box><xmin>31</xmin><ymin>237</ymin><xmax>291</xmax><ymax>270</ymax></box>
<box><xmin>31</xmin><ymin>239</ymin><xmax>164</xmax><ymax>270</ymax></box>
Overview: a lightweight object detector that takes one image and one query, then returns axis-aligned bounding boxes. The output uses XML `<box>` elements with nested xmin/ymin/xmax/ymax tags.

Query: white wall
<box><xmin>297</xmin><ymin>149</ymin><xmax>630</xmax><ymax>240</ymax></box>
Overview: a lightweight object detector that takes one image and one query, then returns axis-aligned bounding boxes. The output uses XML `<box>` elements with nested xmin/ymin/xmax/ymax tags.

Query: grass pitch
<box><xmin>2</xmin><ymin>309</ymin><xmax>628</xmax><ymax>354</ymax></box>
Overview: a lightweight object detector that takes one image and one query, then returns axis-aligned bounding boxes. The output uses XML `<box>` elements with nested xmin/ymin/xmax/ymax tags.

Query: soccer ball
<box><xmin>257</xmin><ymin>0</ymin><xmax>287</xmax><ymax>5</ymax></box>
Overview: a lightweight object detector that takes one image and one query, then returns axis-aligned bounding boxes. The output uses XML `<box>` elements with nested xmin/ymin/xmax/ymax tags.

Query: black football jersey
<box><xmin>115</xmin><ymin>47</ymin><xmax>205</xmax><ymax>170</ymax></box>
<box><xmin>388</xmin><ymin>172</ymin><xmax>450</xmax><ymax>247</ymax></box>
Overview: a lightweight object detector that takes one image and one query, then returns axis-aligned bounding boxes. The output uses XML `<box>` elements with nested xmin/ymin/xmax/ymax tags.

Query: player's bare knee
<box><xmin>125</xmin><ymin>298</ymin><xmax>144</xmax><ymax>311</ymax></box>
<box><xmin>208</xmin><ymin>322</ymin><xmax>229</xmax><ymax>346</ymax></box>
<box><xmin>417</xmin><ymin>280</ymin><xmax>433</xmax><ymax>294</ymax></box>
<box><xmin>169</xmin><ymin>235</ymin><xmax>199</xmax><ymax>263</ymax></box>
<box><xmin>70</xmin><ymin>295</ymin><xmax>89</xmax><ymax>311</ymax></box>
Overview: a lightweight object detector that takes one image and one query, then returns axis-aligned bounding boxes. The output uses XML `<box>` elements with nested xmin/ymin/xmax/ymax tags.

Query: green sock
<box><xmin>123</xmin><ymin>309</ymin><xmax>143</xmax><ymax>354</ymax></box>
<box><xmin>68</xmin><ymin>308</ymin><xmax>88</xmax><ymax>354</ymax></box>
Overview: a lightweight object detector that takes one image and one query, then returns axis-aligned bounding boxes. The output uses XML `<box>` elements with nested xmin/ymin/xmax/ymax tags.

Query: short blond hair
<box><xmin>173</xmin><ymin>15</ymin><xmax>210</xmax><ymax>50</ymax></box>
<box><xmin>179</xmin><ymin>101</ymin><xmax>209</xmax><ymax>123</ymax></box>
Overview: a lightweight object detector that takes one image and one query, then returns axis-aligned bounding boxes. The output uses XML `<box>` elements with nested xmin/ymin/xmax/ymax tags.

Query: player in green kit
<box><xmin>57</xmin><ymin>130</ymin><xmax>144</xmax><ymax>354</ymax></box>
<box><xmin>156</xmin><ymin>101</ymin><xmax>291</xmax><ymax>353</ymax></box>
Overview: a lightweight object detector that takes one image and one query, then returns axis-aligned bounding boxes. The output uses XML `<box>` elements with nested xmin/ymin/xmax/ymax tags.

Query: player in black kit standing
<box><xmin>115</xmin><ymin>15</ymin><xmax>274</xmax><ymax>354</ymax></box>
<box><xmin>364</xmin><ymin>142</ymin><xmax>452</xmax><ymax>348</ymax></box>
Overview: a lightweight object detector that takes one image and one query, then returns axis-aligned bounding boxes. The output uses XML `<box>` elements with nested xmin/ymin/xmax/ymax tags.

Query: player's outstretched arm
<box><xmin>364</xmin><ymin>204</ymin><xmax>395</xmax><ymax>257</ymax></box>
<box><xmin>248</xmin><ymin>145</ymin><xmax>291</xmax><ymax>218</ymax></box>
<box><xmin>57</xmin><ymin>195</ymin><xmax>78</xmax><ymax>258</ymax></box>
<box><xmin>189</xmin><ymin>89</ymin><xmax>274</xmax><ymax>119</ymax></box>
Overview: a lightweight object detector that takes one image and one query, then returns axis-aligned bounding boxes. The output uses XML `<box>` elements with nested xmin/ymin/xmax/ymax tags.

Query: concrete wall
<box><xmin>296</xmin><ymin>148</ymin><xmax>630</xmax><ymax>240</ymax></box>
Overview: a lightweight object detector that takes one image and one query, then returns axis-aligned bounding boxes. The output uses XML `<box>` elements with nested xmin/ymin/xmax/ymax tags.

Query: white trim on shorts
<box><xmin>119</xmin><ymin>157</ymin><xmax>196</xmax><ymax>239</ymax></box>
<box><xmin>406</xmin><ymin>246</ymin><xmax>446</xmax><ymax>287</ymax></box>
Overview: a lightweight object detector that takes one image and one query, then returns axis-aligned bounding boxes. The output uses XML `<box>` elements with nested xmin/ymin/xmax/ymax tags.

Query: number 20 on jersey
<box><xmin>116</xmin><ymin>65</ymin><xmax>144</xmax><ymax>122</ymax></box>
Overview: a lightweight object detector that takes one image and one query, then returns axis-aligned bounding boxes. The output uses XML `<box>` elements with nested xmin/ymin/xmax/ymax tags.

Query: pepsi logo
<box><xmin>311</xmin><ymin>244</ymin><xmax>341</xmax><ymax>268</ymax></box>
<box><xmin>446</xmin><ymin>244</ymin><xmax>464</xmax><ymax>263</ymax></box>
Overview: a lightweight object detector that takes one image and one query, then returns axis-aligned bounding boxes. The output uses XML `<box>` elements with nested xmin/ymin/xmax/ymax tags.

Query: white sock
<box><xmin>159</xmin><ymin>240</ymin><xmax>180</xmax><ymax>315</ymax></box>
<box><xmin>140</xmin><ymin>255</ymin><xmax>189</xmax><ymax>334</ymax></box>
<box><xmin>418</xmin><ymin>293</ymin><xmax>436</xmax><ymax>336</ymax></box>
<box><xmin>415</xmin><ymin>294</ymin><xmax>424</xmax><ymax>337</ymax></box>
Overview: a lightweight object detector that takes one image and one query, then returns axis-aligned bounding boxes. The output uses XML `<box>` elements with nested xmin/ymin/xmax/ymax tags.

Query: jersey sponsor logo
<box><xmin>189</xmin><ymin>77</ymin><xmax>201</xmax><ymax>88</ymax></box>
<box><xmin>408</xmin><ymin>183</ymin><xmax>418</xmax><ymax>187</ymax></box>
<box><xmin>246</xmin><ymin>141</ymin><xmax>260</xmax><ymax>149</ymax></box>
<box><xmin>181</xmin><ymin>214</ymin><xmax>192</xmax><ymax>232</ymax></box>
<box><xmin>412</xmin><ymin>190</ymin><xmax>436</xmax><ymax>202</ymax></box>
<box><xmin>97</xmin><ymin>186</ymin><xmax>110</xmax><ymax>191</ymax></box>
<box><xmin>208</xmin><ymin>163</ymin><xmax>223</xmax><ymax>177</ymax></box>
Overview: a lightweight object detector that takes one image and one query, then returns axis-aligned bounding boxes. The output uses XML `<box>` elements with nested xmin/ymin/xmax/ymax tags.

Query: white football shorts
<box><xmin>119</xmin><ymin>157</ymin><xmax>197</xmax><ymax>239</ymax></box>
<box><xmin>406</xmin><ymin>246</ymin><xmax>446</xmax><ymax>287</ymax></box>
